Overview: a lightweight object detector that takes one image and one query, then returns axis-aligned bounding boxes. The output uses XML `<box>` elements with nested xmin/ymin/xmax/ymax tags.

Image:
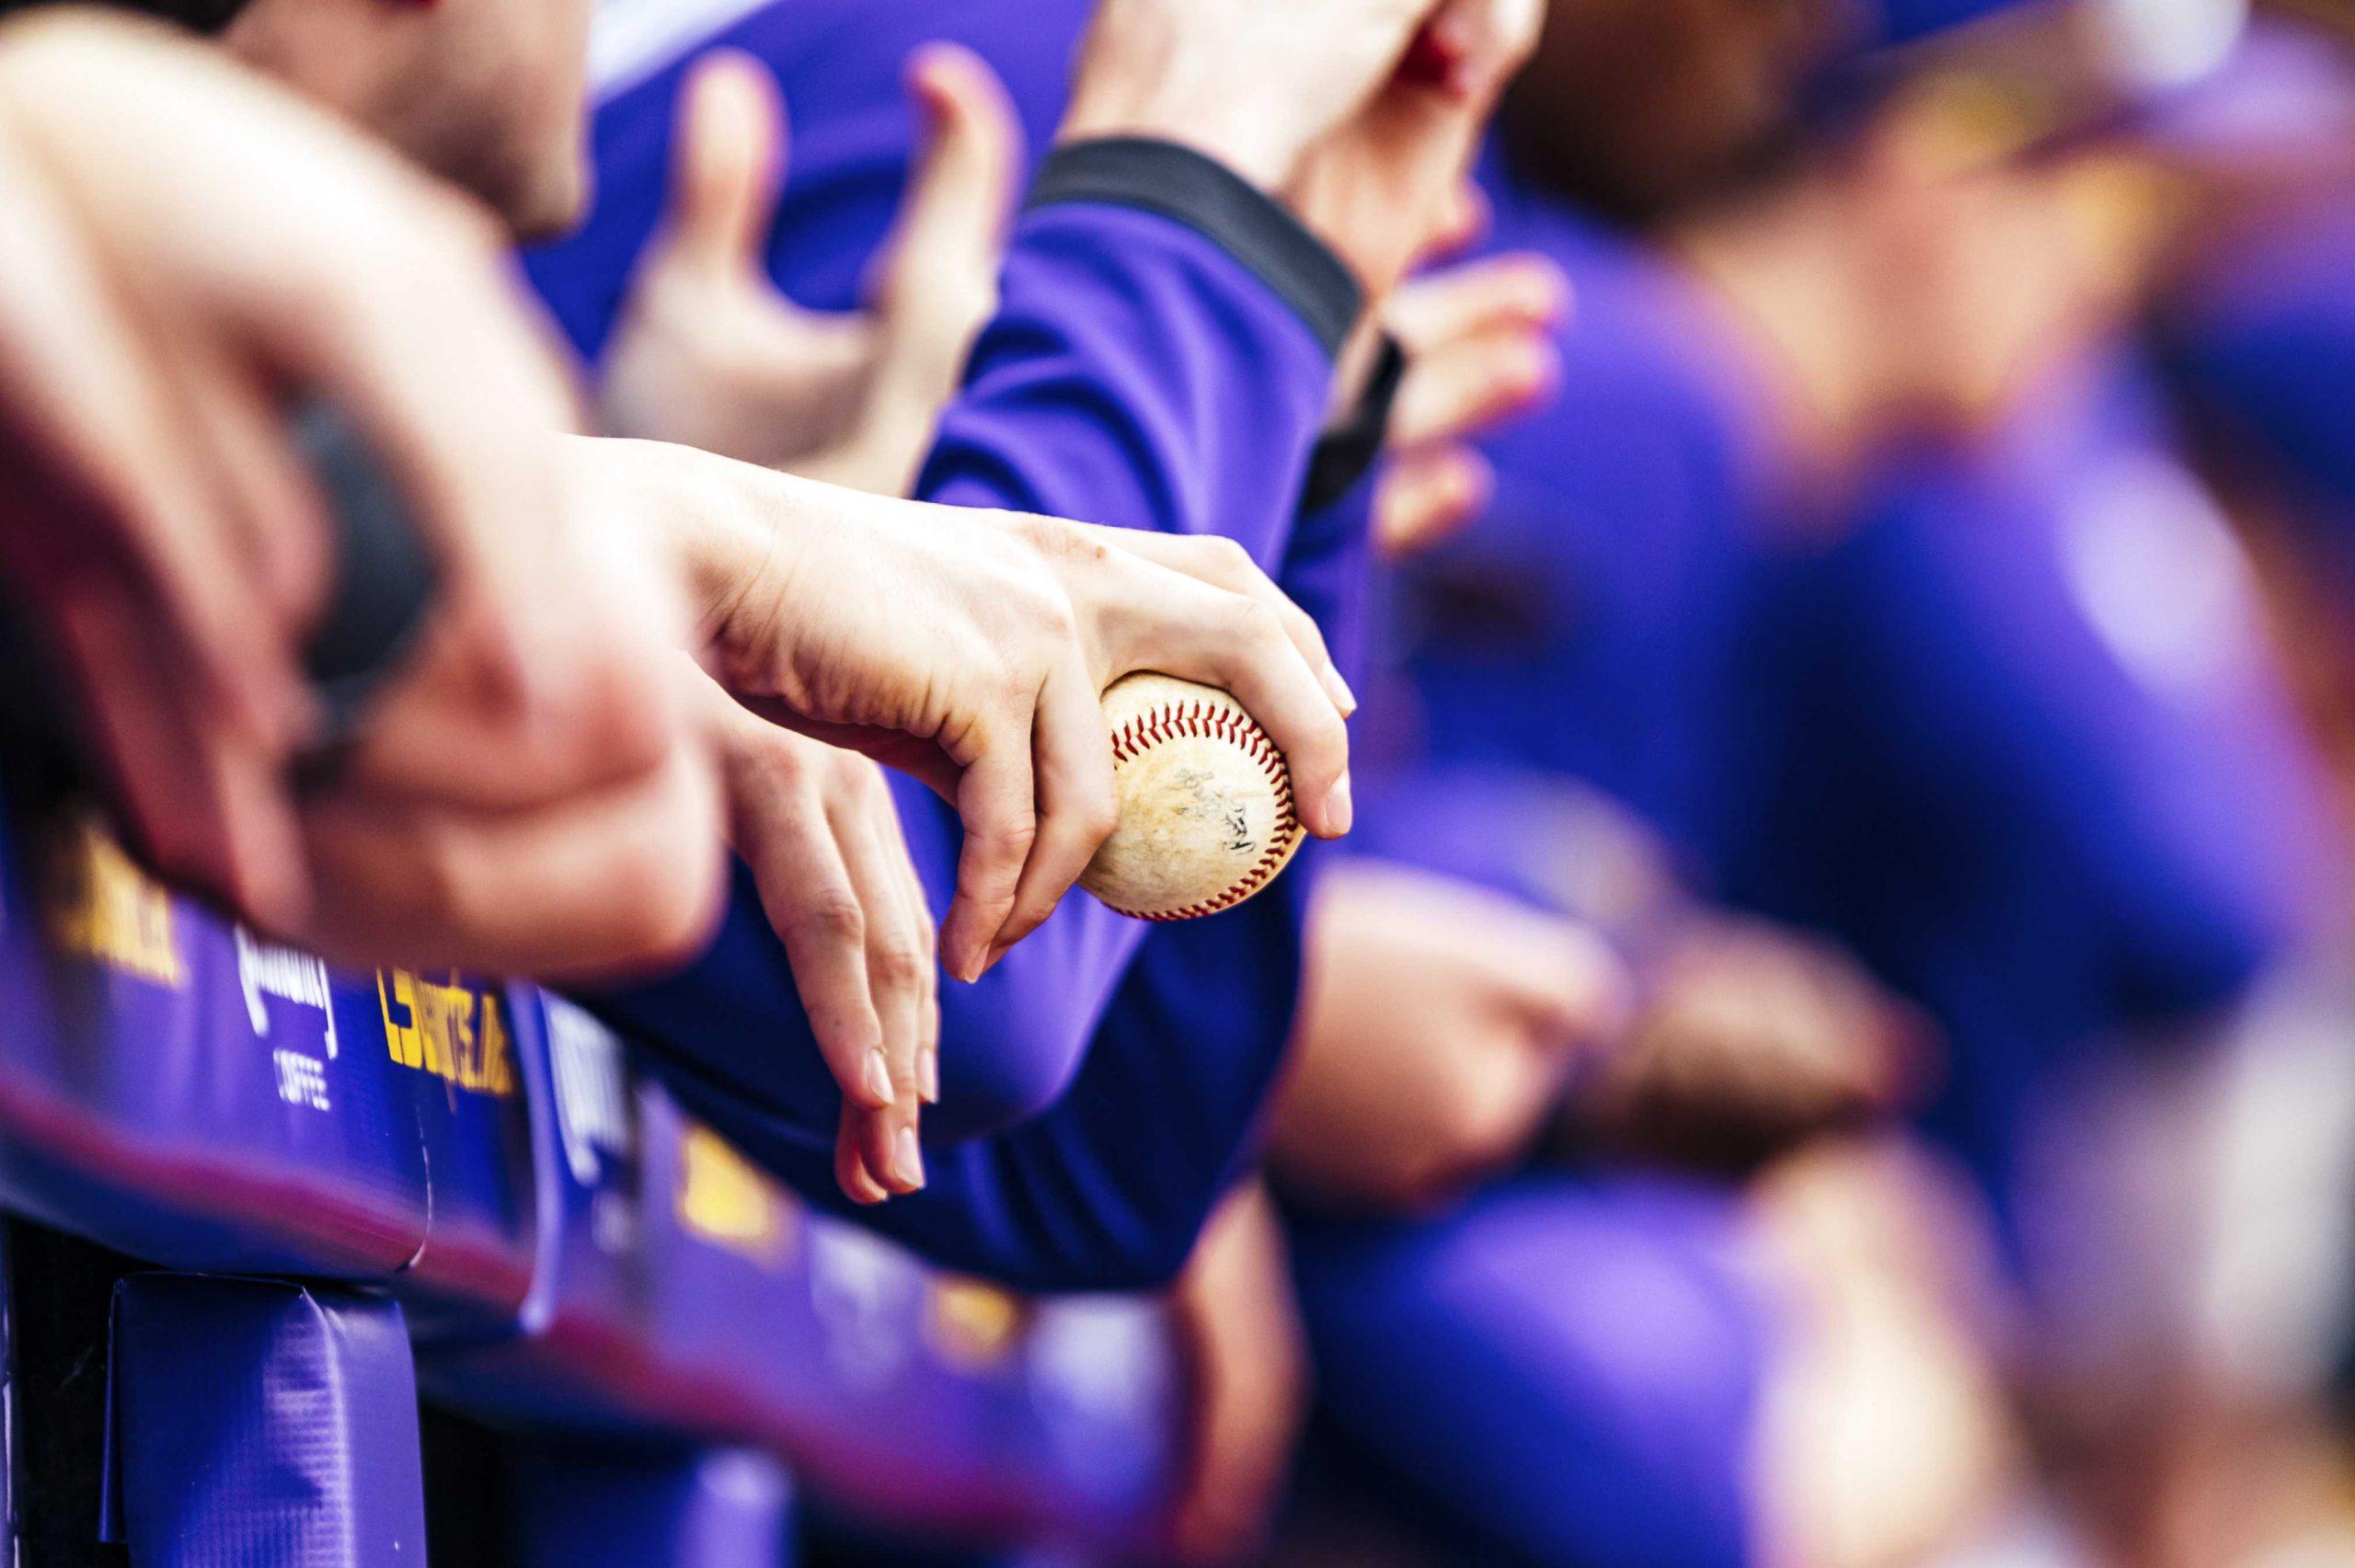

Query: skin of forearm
<box><xmin>559</xmin><ymin>434</ymin><xmax>815</xmax><ymax>658</ymax></box>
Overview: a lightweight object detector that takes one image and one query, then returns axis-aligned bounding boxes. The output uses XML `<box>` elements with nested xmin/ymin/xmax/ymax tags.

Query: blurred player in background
<box><xmin>1249</xmin><ymin>0</ymin><xmax>2344</xmax><ymax>1564</ymax></box>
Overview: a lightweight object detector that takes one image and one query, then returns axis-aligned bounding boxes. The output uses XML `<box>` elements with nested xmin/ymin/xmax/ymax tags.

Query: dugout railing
<box><xmin>0</xmin><ymin>801</ymin><xmax>1180</xmax><ymax>1564</ymax></box>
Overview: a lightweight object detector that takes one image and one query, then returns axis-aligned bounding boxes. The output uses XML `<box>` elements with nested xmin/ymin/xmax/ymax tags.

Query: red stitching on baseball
<box><xmin>1106</xmin><ymin>694</ymin><xmax>1300</xmax><ymax>919</ymax></box>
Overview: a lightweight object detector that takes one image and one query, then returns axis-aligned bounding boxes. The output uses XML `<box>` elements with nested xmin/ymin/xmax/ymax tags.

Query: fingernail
<box><xmin>863</xmin><ymin>1047</ymin><xmax>897</xmax><ymax>1107</ymax></box>
<box><xmin>1325</xmin><ymin>773</ymin><xmax>1353</xmax><ymax>837</ymax></box>
<box><xmin>920</xmin><ymin>1047</ymin><xmax>941</xmax><ymax>1104</ymax></box>
<box><xmin>894</xmin><ymin>1127</ymin><xmax>926</xmax><ymax>1189</ymax></box>
<box><xmin>1325</xmin><ymin>665</ymin><xmax>1359</xmax><ymax>716</ymax></box>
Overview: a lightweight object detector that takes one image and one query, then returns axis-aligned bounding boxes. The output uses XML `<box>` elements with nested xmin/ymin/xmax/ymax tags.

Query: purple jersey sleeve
<box><xmin>1292</xmin><ymin>1173</ymin><xmax>1767</xmax><ymax>1567</ymax></box>
<box><xmin>1723</xmin><ymin>355</ymin><xmax>2333</xmax><ymax>1208</ymax></box>
<box><xmin>534</xmin><ymin>4</ymin><xmax>1378</xmax><ymax>1286</ymax></box>
<box><xmin>593</xmin><ymin>486</ymin><xmax>1373</xmax><ymax>1291</ymax></box>
<box><xmin>576</xmin><ymin>156</ymin><xmax>1351</xmax><ymax>1148</ymax></box>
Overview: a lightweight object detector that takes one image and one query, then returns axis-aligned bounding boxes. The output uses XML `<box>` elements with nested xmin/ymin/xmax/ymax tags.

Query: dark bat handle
<box><xmin>291</xmin><ymin>402</ymin><xmax>438</xmax><ymax>789</ymax></box>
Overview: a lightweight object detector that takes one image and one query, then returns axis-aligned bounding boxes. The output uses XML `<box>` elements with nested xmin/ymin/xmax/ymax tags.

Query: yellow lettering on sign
<box><xmin>376</xmin><ymin>971</ymin><xmax>516</xmax><ymax>1097</ymax></box>
<box><xmin>44</xmin><ymin>822</ymin><xmax>183</xmax><ymax>988</ymax></box>
<box><xmin>676</xmin><ymin>1125</ymin><xmax>792</xmax><ymax>1269</ymax></box>
<box><xmin>380</xmin><ymin>970</ymin><xmax>421</xmax><ymax>1067</ymax></box>
<box><xmin>478</xmin><ymin>993</ymin><xmax>514</xmax><ymax>1098</ymax></box>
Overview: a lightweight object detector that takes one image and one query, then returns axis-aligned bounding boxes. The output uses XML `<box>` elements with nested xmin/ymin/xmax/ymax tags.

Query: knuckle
<box><xmin>630</xmin><ymin>855</ymin><xmax>725</xmax><ymax>968</ymax></box>
<box><xmin>1432</xmin><ymin>1086</ymin><xmax>1520</xmax><ymax>1174</ymax></box>
<box><xmin>1077</xmin><ymin>790</ymin><xmax>1120</xmax><ymax>845</ymax></box>
<box><xmin>1040</xmin><ymin>600</ymin><xmax>1080</xmax><ymax>648</ymax></box>
<box><xmin>986</xmin><ymin>657</ymin><xmax>1038</xmax><ymax>711</ymax></box>
<box><xmin>798</xmin><ymin>890</ymin><xmax>867</xmax><ymax>946</ymax></box>
<box><xmin>979</xmin><ymin>813</ymin><xmax>1039</xmax><ymax>858</ymax></box>
<box><xmin>403</xmin><ymin>826</ymin><xmax>478</xmax><ymax>931</ymax></box>
<box><xmin>1226</xmin><ymin>597</ymin><xmax>1284</xmax><ymax>650</ymax></box>
<box><xmin>872</xmin><ymin>939</ymin><xmax>927</xmax><ymax>989</ymax></box>
<box><xmin>1195</xmin><ymin>534</ymin><xmax>1255</xmax><ymax>582</ymax></box>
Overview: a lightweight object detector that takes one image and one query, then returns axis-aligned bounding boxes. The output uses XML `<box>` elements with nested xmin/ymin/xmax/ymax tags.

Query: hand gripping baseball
<box><xmin>609</xmin><ymin>442</ymin><xmax>1355</xmax><ymax>979</ymax></box>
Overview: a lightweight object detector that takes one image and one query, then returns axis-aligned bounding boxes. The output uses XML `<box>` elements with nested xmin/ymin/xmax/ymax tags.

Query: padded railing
<box><xmin>0</xmin><ymin>806</ymin><xmax>1179</xmax><ymax>1553</ymax></box>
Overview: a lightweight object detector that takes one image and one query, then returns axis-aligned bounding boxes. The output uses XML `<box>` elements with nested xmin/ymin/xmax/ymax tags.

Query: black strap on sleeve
<box><xmin>1300</xmin><ymin>333</ymin><xmax>1407</xmax><ymax>516</ymax></box>
<box><xmin>1026</xmin><ymin>136</ymin><xmax>1363</xmax><ymax>360</ymax></box>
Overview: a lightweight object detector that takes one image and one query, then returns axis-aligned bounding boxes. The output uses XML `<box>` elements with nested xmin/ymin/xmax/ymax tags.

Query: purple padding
<box><xmin>0</xmin><ymin>815</ymin><xmax>1177</xmax><ymax>1552</ymax></box>
<box><xmin>0</xmin><ymin>821</ymin><xmax>425</xmax><ymax>1276</ymax></box>
<box><xmin>422</xmin><ymin>996</ymin><xmax>1178</xmax><ymax>1553</ymax></box>
<box><xmin>0</xmin><ymin>810</ymin><xmax>535</xmax><ymax>1333</ymax></box>
<box><xmin>511</xmin><ymin>1445</ymin><xmax>794</xmax><ymax>1566</ymax></box>
<box><xmin>417</xmin><ymin>992</ymin><xmax>653</xmax><ymax>1432</ymax></box>
<box><xmin>102</xmin><ymin>1274</ymin><xmax>426</xmax><ymax>1566</ymax></box>
<box><xmin>638</xmin><ymin>1083</ymin><xmax>1180</xmax><ymax>1548</ymax></box>
<box><xmin>384</xmin><ymin>969</ymin><xmax>538</xmax><ymax>1335</ymax></box>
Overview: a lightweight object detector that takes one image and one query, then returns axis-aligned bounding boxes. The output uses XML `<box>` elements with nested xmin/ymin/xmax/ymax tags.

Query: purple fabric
<box><xmin>1368</xmin><ymin>151</ymin><xmax>1780</xmax><ymax>868</ymax></box>
<box><xmin>1722</xmin><ymin>353</ymin><xmax>2333</xmax><ymax>1216</ymax></box>
<box><xmin>103</xmin><ymin>1275</ymin><xmax>428</xmax><ymax>1566</ymax></box>
<box><xmin>1292</xmin><ymin>1174</ymin><xmax>1768</xmax><ymax>1567</ymax></box>
<box><xmin>511</xmin><ymin>1447</ymin><xmax>796</xmax><ymax>1568</ymax></box>
<box><xmin>2160</xmin><ymin>191</ymin><xmax>2355</xmax><ymax>591</ymax></box>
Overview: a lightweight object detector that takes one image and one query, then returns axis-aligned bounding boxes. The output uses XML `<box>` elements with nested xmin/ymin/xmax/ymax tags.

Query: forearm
<box><xmin>595</xmin><ymin>489</ymin><xmax>1375</xmax><ymax>1284</ymax></box>
<box><xmin>916</xmin><ymin>141</ymin><xmax>1357</xmax><ymax>571</ymax></box>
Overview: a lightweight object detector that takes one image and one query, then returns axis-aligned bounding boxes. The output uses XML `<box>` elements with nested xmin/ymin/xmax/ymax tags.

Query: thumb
<box><xmin>660</xmin><ymin>50</ymin><xmax>788</xmax><ymax>280</ymax></box>
<box><xmin>1412</xmin><ymin>0</ymin><xmax>1545</xmax><ymax>105</ymax></box>
<box><xmin>1373</xmin><ymin>445</ymin><xmax>1493</xmax><ymax>560</ymax></box>
<box><xmin>871</xmin><ymin>43</ymin><xmax>1023</xmax><ymax>319</ymax></box>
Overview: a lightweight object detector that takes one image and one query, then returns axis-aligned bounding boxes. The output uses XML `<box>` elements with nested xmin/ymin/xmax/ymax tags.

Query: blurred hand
<box><xmin>1165</xmin><ymin>1183</ymin><xmax>1311</xmax><ymax>1565</ymax></box>
<box><xmin>1061</xmin><ymin>0</ymin><xmax>1446</xmax><ymax>191</ymax></box>
<box><xmin>0</xmin><ymin>13</ymin><xmax>720</xmax><ymax>972</ymax></box>
<box><xmin>1572</xmin><ymin>918</ymin><xmax>1927</xmax><ymax>1175</ymax></box>
<box><xmin>698</xmin><ymin>677</ymin><xmax>938</xmax><ymax>1201</ymax></box>
<box><xmin>1271</xmin><ymin>860</ymin><xmax>1629</xmax><ymax>1212</ymax></box>
<box><xmin>602</xmin><ymin>44</ymin><xmax>1022</xmax><ymax>494</ymax></box>
<box><xmin>295</xmin><ymin>731</ymin><xmax>721</xmax><ymax>978</ymax></box>
<box><xmin>592</xmin><ymin>440</ymin><xmax>1355</xmax><ymax>981</ymax></box>
<box><xmin>1750</xmin><ymin>1141</ymin><xmax>2023</xmax><ymax>1568</ymax></box>
<box><xmin>1374</xmin><ymin>249</ymin><xmax>1569</xmax><ymax>557</ymax></box>
<box><xmin>1285</xmin><ymin>0</ymin><xmax>1547</xmax><ymax>306</ymax></box>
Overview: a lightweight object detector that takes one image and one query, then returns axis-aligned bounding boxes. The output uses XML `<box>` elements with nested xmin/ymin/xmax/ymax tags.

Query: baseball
<box><xmin>1078</xmin><ymin>672</ymin><xmax>1305</xmax><ymax>921</ymax></box>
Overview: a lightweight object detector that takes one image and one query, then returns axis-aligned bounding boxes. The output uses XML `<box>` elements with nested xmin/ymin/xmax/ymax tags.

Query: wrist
<box><xmin>1027</xmin><ymin>140</ymin><xmax>1365</xmax><ymax>364</ymax></box>
<box><xmin>1058</xmin><ymin>78</ymin><xmax>1304</xmax><ymax>193</ymax></box>
<box><xmin>567</xmin><ymin>436</ymin><xmax>792</xmax><ymax>645</ymax></box>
